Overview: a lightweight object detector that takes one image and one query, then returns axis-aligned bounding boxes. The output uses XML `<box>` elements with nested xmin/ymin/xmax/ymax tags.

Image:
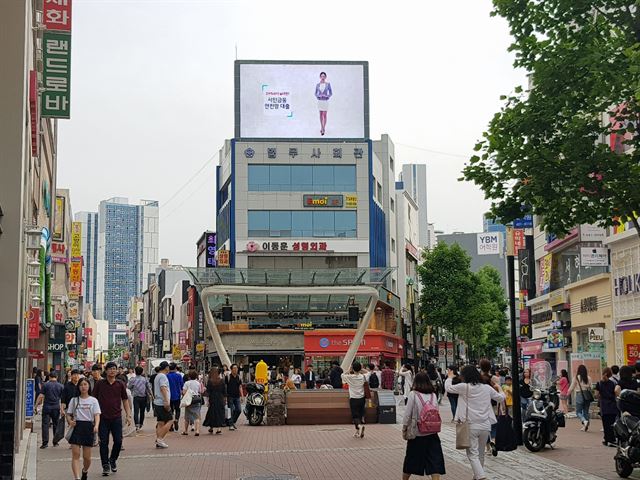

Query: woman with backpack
<box><xmin>401</xmin><ymin>372</ymin><xmax>445</xmax><ymax>479</ymax></box>
<box><xmin>445</xmin><ymin>365</ymin><xmax>505</xmax><ymax>480</ymax></box>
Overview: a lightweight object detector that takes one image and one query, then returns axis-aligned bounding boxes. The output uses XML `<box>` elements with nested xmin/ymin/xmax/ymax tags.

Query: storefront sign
<box><xmin>581</xmin><ymin>247</ymin><xmax>608</xmax><ymax>267</ymax></box>
<box><xmin>41</xmin><ymin>30</ymin><xmax>72</xmax><ymax>118</ymax></box>
<box><xmin>614</xmin><ymin>273</ymin><xmax>640</xmax><ymax>297</ymax></box>
<box><xmin>28</xmin><ymin>308</ymin><xmax>40</xmax><ymax>339</ymax></box>
<box><xmin>520</xmin><ymin>308</ymin><xmax>530</xmax><ymax>325</ymax></box>
<box><xmin>513</xmin><ymin>228</ymin><xmax>526</xmax><ymax>253</ymax></box>
<box><xmin>345</xmin><ymin>195</ymin><xmax>358</xmax><ymax>208</ymax></box>
<box><xmin>547</xmin><ymin>329</ymin><xmax>564</xmax><ymax>349</ymax></box>
<box><xmin>51</xmin><ymin>242</ymin><xmax>68</xmax><ymax>263</ymax></box>
<box><xmin>71</xmin><ymin>222</ymin><xmax>82</xmax><ymax>258</ymax></box>
<box><xmin>581</xmin><ymin>296</ymin><xmax>598</xmax><ymax>313</ymax></box>
<box><xmin>217</xmin><ymin>249</ymin><xmax>230</xmax><ymax>267</ymax></box>
<box><xmin>65</xmin><ymin>332</ymin><xmax>76</xmax><ymax>345</ymax></box>
<box><xmin>532</xmin><ymin>310</ymin><xmax>553</xmax><ymax>324</ymax></box>
<box><xmin>532</xmin><ymin>320</ymin><xmax>552</xmax><ymax>340</ymax></box>
<box><xmin>588</xmin><ymin>327</ymin><xmax>605</xmax><ymax>343</ymax></box>
<box><xmin>84</xmin><ymin>327</ymin><xmax>93</xmax><ymax>349</ymax></box>
<box><xmin>29</xmin><ymin>71</ymin><xmax>39</xmax><ymax>157</ymax></box>
<box><xmin>520</xmin><ymin>324</ymin><xmax>531</xmax><ymax>339</ymax></box>
<box><xmin>477</xmin><ymin>232</ymin><xmax>501</xmax><ymax>255</ymax></box>
<box><xmin>48</xmin><ymin>339</ymin><xmax>66</xmax><ymax>352</ymax></box>
<box><xmin>303</xmin><ymin>195</ymin><xmax>343</xmax><ymax>208</ymax></box>
<box><xmin>539</xmin><ymin>254</ymin><xmax>552</xmax><ymax>295</ymax></box>
<box><xmin>304</xmin><ymin>332</ymin><xmax>399</xmax><ymax>355</ymax></box>
<box><xmin>25</xmin><ymin>379</ymin><xmax>35</xmax><ymax>418</ymax></box>
<box><xmin>580</xmin><ymin>224</ymin><xmax>606</xmax><ymax>242</ymax></box>
<box><xmin>68</xmin><ymin>300</ymin><xmax>79</xmax><ymax>319</ymax></box>
<box><xmin>519</xmin><ymin>249</ymin><xmax>533</xmax><ymax>292</ymax></box>
<box><xmin>205</xmin><ymin>233</ymin><xmax>216</xmax><ymax>267</ymax></box>
<box><xmin>513</xmin><ymin>215</ymin><xmax>533</xmax><ymax>229</ymax></box>
<box><xmin>162</xmin><ymin>340</ymin><xmax>171</xmax><ymax>352</ymax></box>
<box><xmin>248</xmin><ymin>240</ymin><xmax>329</xmax><ymax>252</ymax></box>
<box><xmin>521</xmin><ymin>340</ymin><xmax>543</xmax><ymax>355</ymax></box>
<box><xmin>44</xmin><ymin>0</ymin><xmax>72</xmax><ymax>31</ymax></box>
<box><xmin>405</xmin><ymin>242</ymin><xmax>419</xmax><ymax>260</ymax></box>
<box><xmin>69</xmin><ymin>260</ymin><xmax>82</xmax><ymax>299</ymax></box>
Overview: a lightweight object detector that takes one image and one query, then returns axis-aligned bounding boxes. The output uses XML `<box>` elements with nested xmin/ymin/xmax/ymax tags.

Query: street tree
<box><xmin>462</xmin><ymin>0</ymin><xmax>640</xmax><ymax>237</ymax></box>
<box><xmin>417</xmin><ymin>242</ymin><xmax>478</xmax><ymax>365</ymax></box>
<box><xmin>464</xmin><ymin>265</ymin><xmax>509</xmax><ymax>360</ymax></box>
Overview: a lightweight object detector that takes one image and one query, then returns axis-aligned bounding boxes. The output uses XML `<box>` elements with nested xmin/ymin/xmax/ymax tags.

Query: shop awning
<box><xmin>521</xmin><ymin>340</ymin><xmax>544</xmax><ymax>355</ymax></box>
<box><xmin>616</xmin><ymin>319</ymin><xmax>640</xmax><ymax>332</ymax></box>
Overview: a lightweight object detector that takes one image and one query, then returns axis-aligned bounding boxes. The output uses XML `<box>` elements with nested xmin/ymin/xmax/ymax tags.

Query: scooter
<box><xmin>243</xmin><ymin>382</ymin><xmax>266</xmax><ymax>426</ymax></box>
<box><xmin>613</xmin><ymin>389</ymin><xmax>640</xmax><ymax>478</ymax></box>
<box><xmin>522</xmin><ymin>384</ymin><xmax>565</xmax><ymax>452</ymax></box>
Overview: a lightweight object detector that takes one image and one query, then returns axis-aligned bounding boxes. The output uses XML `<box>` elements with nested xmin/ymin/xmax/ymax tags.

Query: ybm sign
<box><xmin>477</xmin><ymin>232</ymin><xmax>501</xmax><ymax>255</ymax></box>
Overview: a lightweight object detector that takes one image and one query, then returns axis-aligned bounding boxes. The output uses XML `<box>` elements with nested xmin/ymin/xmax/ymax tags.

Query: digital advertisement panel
<box><xmin>237</xmin><ymin>61</ymin><xmax>368</xmax><ymax>139</ymax></box>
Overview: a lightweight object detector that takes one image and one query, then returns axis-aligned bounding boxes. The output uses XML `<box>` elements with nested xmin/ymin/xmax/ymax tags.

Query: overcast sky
<box><xmin>57</xmin><ymin>0</ymin><xmax>527</xmax><ymax>266</ymax></box>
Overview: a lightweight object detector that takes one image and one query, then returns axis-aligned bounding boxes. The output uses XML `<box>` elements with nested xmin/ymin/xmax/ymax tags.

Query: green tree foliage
<box><xmin>462</xmin><ymin>1</ymin><xmax>640</xmax><ymax>236</ymax></box>
<box><xmin>418</xmin><ymin>244</ymin><xmax>509</xmax><ymax>359</ymax></box>
<box><xmin>417</xmin><ymin>243</ymin><xmax>478</xmax><ymax>339</ymax></box>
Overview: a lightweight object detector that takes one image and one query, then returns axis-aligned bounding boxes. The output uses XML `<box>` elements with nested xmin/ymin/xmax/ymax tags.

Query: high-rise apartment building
<box><xmin>95</xmin><ymin>198</ymin><xmax>159</xmax><ymax>331</ymax></box>
<box><xmin>75</xmin><ymin>211</ymin><xmax>98</xmax><ymax>312</ymax></box>
<box><xmin>399</xmin><ymin>164</ymin><xmax>428</xmax><ymax>248</ymax></box>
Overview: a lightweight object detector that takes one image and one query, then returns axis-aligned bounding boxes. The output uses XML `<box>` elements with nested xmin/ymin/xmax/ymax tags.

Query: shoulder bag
<box><xmin>180</xmin><ymin>387</ymin><xmax>193</xmax><ymax>408</ymax></box>
<box><xmin>578</xmin><ymin>377</ymin><xmax>594</xmax><ymax>403</ymax></box>
<box><xmin>402</xmin><ymin>392</ymin><xmax>418</xmax><ymax>441</ymax></box>
<box><xmin>455</xmin><ymin>384</ymin><xmax>471</xmax><ymax>450</ymax></box>
<box><xmin>64</xmin><ymin>397</ymin><xmax>79</xmax><ymax>443</ymax></box>
<box><xmin>363</xmin><ymin>374</ymin><xmax>371</xmax><ymax>399</ymax></box>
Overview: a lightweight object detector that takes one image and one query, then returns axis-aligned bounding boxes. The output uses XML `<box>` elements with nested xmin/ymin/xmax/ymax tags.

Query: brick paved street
<box><xmin>34</xmin><ymin>398</ymin><xmax>640</xmax><ymax>480</ymax></box>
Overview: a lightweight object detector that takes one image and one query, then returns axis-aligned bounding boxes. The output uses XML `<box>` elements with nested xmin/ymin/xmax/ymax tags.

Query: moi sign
<box><xmin>303</xmin><ymin>195</ymin><xmax>343</xmax><ymax>207</ymax></box>
<box><xmin>477</xmin><ymin>232</ymin><xmax>501</xmax><ymax>255</ymax></box>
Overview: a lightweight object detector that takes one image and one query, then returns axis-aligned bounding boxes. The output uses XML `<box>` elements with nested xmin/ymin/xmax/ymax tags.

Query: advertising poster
<box><xmin>546</xmin><ymin>329</ymin><xmax>564</xmax><ymax>349</ymax></box>
<box><xmin>53</xmin><ymin>196</ymin><xmax>65</xmax><ymax>242</ymax></box>
<box><xmin>539</xmin><ymin>254</ymin><xmax>552</xmax><ymax>295</ymax></box>
<box><xmin>571</xmin><ymin>352</ymin><xmax>604</xmax><ymax>380</ymax></box>
<box><xmin>627</xmin><ymin>344</ymin><xmax>640</xmax><ymax>365</ymax></box>
<box><xmin>238</xmin><ymin>62</ymin><xmax>367</xmax><ymax>139</ymax></box>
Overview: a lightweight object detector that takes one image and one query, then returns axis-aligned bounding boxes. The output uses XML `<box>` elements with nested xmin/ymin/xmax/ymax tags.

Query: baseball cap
<box><xmin>91</xmin><ymin>364</ymin><xmax>102</xmax><ymax>371</ymax></box>
<box><xmin>159</xmin><ymin>361</ymin><xmax>170</xmax><ymax>370</ymax></box>
<box><xmin>104</xmin><ymin>361</ymin><xmax>117</xmax><ymax>370</ymax></box>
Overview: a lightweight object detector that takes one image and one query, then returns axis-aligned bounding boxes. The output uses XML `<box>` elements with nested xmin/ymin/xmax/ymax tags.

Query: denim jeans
<box><xmin>99</xmin><ymin>417</ymin><xmax>123</xmax><ymax>467</ymax></box>
<box><xmin>449</xmin><ymin>396</ymin><xmax>458</xmax><ymax>418</ymax></box>
<box><xmin>521</xmin><ymin>397</ymin><xmax>531</xmax><ymax>419</ymax></box>
<box><xmin>575</xmin><ymin>396</ymin><xmax>591</xmax><ymax>424</ymax></box>
<box><xmin>227</xmin><ymin>397</ymin><xmax>241</xmax><ymax>426</ymax></box>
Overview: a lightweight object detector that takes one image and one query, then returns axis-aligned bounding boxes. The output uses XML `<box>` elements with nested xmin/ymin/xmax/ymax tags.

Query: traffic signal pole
<box><xmin>507</xmin><ymin>254</ymin><xmax>523</xmax><ymax>445</ymax></box>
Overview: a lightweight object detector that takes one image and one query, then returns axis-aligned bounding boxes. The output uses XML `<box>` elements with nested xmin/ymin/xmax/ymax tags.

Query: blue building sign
<box><xmin>206</xmin><ymin>233</ymin><xmax>217</xmax><ymax>268</ymax></box>
<box><xmin>513</xmin><ymin>215</ymin><xmax>533</xmax><ymax>229</ymax></box>
<box><xmin>25</xmin><ymin>379</ymin><xmax>35</xmax><ymax>417</ymax></box>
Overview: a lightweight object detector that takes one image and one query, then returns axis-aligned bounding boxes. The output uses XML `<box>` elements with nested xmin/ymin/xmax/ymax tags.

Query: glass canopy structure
<box><xmin>180</xmin><ymin>267</ymin><xmax>395</xmax><ymax>370</ymax></box>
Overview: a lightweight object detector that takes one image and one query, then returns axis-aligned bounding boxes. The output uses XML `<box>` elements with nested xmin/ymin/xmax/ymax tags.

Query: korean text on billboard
<box><xmin>41</xmin><ymin>31</ymin><xmax>71</xmax><ymax>118</ymax></box>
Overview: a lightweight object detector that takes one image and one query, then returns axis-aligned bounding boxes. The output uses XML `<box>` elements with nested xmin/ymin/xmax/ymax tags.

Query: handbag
<box><xmin>64</xmin><ymin>398</ymin><xmax>79</xmax><ymax>443</ymax></box>
<box><xmin>180</xmin><ymin>388</ymin><xmax>193</xmax><ymax>408</ymax></box>
<box><xmin>495</xmin><ymin>403</ymin><xmax>517</xmax><ymax>452</ymax></box>
<box><xmin>578</xmin><ymin>378</ymin><xmax>594</xmax><ymax>403</ymax></box>
<box><xmin>455</xmin><ymin>384</ymin><xmax>471</xmax><ymax>450</ymax></box>
<box><xmin>53</xmin><ymin>416</ymin><xmax>66</xmax><ymax>444</ymax></box>
<box><xmin>402</xmin><ymin>392</ymin><xmax>418</xmax><ymax>441</ymax></box>
<box><xmin>363</xmin><ymin>376</ymin><xmax>371</xmax><ymax>400</ymax></box>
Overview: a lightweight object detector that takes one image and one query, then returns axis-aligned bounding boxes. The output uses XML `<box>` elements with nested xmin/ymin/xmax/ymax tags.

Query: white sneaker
<box><xmin>155</xmin><ymin>439</ymin><xmax>169</xmax><ymax>448</ymax></box>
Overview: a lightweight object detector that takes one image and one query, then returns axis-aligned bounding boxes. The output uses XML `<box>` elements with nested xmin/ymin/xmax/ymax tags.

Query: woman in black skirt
<box><xmin>66</xmin><ymin>378</ymin><xmax>101</xmax><ymax>480</ymax></box>
<box><xmin>203</xmin><ymin>366</ymin><xmax>227</xmax><ymax>434</ymax></box>
<box><xmin>402</xmin><ymin>372</ymin><xmax>445</xmax><ymax>479</ymax></box>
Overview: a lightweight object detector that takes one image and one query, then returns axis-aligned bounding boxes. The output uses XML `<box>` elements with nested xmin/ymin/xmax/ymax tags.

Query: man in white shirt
<box><xmin>153</xmin><ymin>362</ymin><xmax>172</xmax><ymax>448</ymax></box>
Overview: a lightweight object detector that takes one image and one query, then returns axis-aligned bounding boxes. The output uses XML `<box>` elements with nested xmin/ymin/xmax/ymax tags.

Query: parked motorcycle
<box><xmin>613</xmin><ymin>389</ymin><xmax>640</xmax><ymax>478</ymax></box>
<box><xmin>522</xmin><ymin>362</ymin><xmax>565</xmax><ymax>452</ymax></box>
<box><xmin>243</xmin><ymin>382</ymin><xmax>266</xmax><ymax>426</ymax></box>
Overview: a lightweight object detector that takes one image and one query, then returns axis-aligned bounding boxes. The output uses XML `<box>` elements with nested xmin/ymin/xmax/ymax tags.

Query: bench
<box><xmin>285</xmin><ymin>389</ymin><xmax>379</xmax><ymax>425</ymax></box>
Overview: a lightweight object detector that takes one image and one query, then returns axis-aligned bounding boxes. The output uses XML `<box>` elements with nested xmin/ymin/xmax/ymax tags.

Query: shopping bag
<box><xmin>53</xmin><ymin>417</ymin><xmax>65</xmax><ymax>444</ymax></box>
<box><xmin>495</xmin><ymin>411</ymin><xmax>517</xmax><ymax>452</ymax></box>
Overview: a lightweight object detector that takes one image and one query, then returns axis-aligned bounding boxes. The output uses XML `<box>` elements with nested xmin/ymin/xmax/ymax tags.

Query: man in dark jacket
<box><xmin>329</xmin><ymin>361</ymin><xmax>343</xmax><ymax>389</ymax></box>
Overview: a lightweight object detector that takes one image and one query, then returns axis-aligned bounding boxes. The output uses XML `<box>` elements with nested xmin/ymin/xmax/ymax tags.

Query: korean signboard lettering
<box><xmin>205</xmin><ymin>232</ymin><xmax>216</xmax><ymax>267</ymax></box>
<box><xmin>28</xmin><ymin>308</ymin><xmax>40</xmax><ymax>340</ymax></box>
<box><xmin>53</xmin><ymin>196</ymin><xmax>65</xmax><ymax>242</ymax></box>
<box><xmin>477</xmin><ymin>232</ymin><xmax>501</xmax><ymax>255</ymax></box>
<box><xmin>41</xmin><ymin>30</ymin><xmax>71</xmax><ymax>118</ymax></box>
<box><xmin>217</xmin><ymin>249</ymin><xmax>230</xmax><ymax>267</ymax></box>
<box><xmin>251</xmin><ymin>241</ymin><xmax>329</xmax><ymax>252</ymax></box>
<box><xmin>69</xmin><ymin>260</ymin><xmax>82</xmax><ymax>299</ymax></box>
<box><xmin>44</xmin><ymin>0</ymin><xmax>72</xmax><ymax>31</ymax></box>
<box><xmin>513</xmin><ymin>215</ymin><xmax>533</xmax><ymax>229</ymax></box>
<box><xmin>71</xmin><ymin>221</ymin><xmax>82</xmax><ymax>258</ymax></box>
<box><xmin>29</xmin><ymin>71</ymin><xmax>39</xmax><ymax>157</ymax></box>
<box><xmin>345</xmin><ymin>195</ymin><xmax>357</xmax><ymax>208</ymax></box>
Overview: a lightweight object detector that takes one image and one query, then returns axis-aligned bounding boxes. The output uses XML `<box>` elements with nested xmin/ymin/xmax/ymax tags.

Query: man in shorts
<box><xmin>153</xmin><ymin>361</ymin><xmax>173</xmax><ymax>448</ymax></box>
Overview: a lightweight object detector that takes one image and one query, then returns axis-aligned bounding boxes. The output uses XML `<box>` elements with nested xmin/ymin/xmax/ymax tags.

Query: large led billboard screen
<box><xmin>235</xmin><ymin>60</ymin><xmax>369</xmax><ymax>140</ymax></box>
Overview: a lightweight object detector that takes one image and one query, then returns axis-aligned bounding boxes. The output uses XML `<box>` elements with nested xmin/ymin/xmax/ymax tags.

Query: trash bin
<box><xmin>377</xmin><ymin>390</ymin><xmax>397</xmax><ymax>424</ymax></box>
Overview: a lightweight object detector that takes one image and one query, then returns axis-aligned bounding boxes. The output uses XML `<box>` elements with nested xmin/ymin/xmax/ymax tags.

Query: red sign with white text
<box><xmin>627</xmin><ymin>344</ymin><xmax>640</xmax><ymax>365</ymax></box>
<box><xmin>304</xmin><ymin>331</ymin><xmax>399</xmax><ymax>355</ymax></box>
<box><xmin>513</xmin><ymin>229</ymin><xmax>526</xmax><ymax>253</ymax></box>
<box><xmin>29</xmin><ymin>71</ymin><xmax>39</xmax><ymax>157</ymax></box>
<box><xmin>43</xmin><ymin>0</ymin><xmax>72</xmax><ymax>32</ymax></box>
<box><xmin>28</xmin><ymin>308</ymin><xmax>40</xmax><ymax>339</ymax></box>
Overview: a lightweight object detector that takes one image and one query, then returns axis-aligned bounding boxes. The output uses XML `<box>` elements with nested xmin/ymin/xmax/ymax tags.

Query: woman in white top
<box><xmin>66</xmin><ymin>378</ymin><xmax>101</xmax><ymax>480</ymax></box>
<box><xmin>181</xmin><ymin>370</ymin><xmax>203</xmax><ymax>436</ymax></box>
<box><xmin>290</xmin><ymin>368</ymin><xmax>302</xmax><ymax>390</ymax></box>
<box><xmin>445</xmin><ymin>365</ymin><xmax>505</xmax><ymax>480</ymax></box>
<box><xmin>399</xmin><ymin>364</ymin><xmax>415</xmax><ymax>405</ymax></box>
<box><xmin>567</xmin><ymin>364</ymin><xmax>593</xmax><ymax>431</ymax></box>
<box><xmin>341</xmin><ymin>361</ymin><xmax>367</xmax><ymax>438</ymax></box>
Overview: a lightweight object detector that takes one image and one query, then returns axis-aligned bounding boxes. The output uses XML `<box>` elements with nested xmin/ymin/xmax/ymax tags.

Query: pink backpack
<box><xmin>416</xmin><ymin>393</ymin><xmax>441</xmax><ymax>434</ymax></box>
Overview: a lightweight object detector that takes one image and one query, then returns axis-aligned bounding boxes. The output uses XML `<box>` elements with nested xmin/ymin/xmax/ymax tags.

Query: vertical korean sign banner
<box><xmin>41</xmin><ymin>0</ymin><xmax>72</xmax><ymax>118</ymax></box>
<box><xmin>71</xmin><ymin>221</ymin><xmax>82</xmax><ymax>258</ymax></box>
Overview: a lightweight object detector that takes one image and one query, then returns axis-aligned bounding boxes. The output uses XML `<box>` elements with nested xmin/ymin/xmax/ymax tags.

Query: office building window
<box><xmin>377</xmin><ymin>182</ymin><xmax>383</xmax><ymax>201</ymax></box>
<box><xmin>248</xmin><ymin>165</ymin><xmax>356</xmax><ymax>192</ymax></box>
<box><xmin>390</xmin><ymin>198</ymin><xmax>395</xmax><ymax>212</ymax></box>
<box><xmin>391</xmin><ymin>238</ymin><xmax>396</xmax><ymax>253</ymax></box>
<box><xmin>248</xmin><ymin>210</ymin><xmax>356</xmax><ymax>238</ymax></box>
